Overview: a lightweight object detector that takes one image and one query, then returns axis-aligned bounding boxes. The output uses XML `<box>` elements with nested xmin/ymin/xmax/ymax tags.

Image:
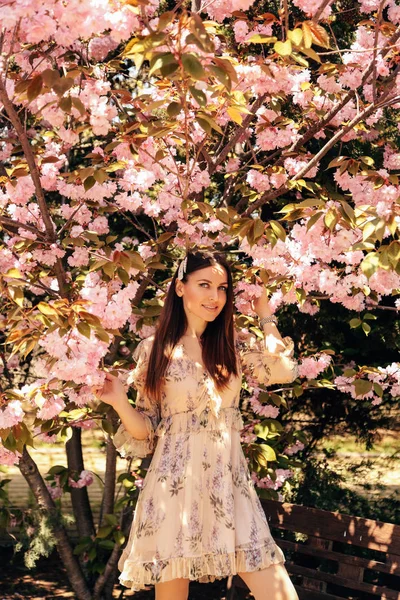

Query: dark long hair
<box><xmin>143</xmin><ymin>249</ymin><xmax>238</xmax><ymax>404</ymax></box>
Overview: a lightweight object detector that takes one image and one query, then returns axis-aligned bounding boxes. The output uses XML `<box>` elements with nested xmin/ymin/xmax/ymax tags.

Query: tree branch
<box><xmin>211</xmin><ymin>94</ymin><xmax>268</xmax><ymax>173</ymax></box>
<box><xmin>0</xmin><ymin>215</ymin><xmax>47</xmax><ymax>241</ymax></box>
<box><xmin>312</xmin><ymin>0</ymin><xmax>333</xmax><ymax>22</ymax></box>
<box><xmin>0</xmin><ymin>78</ymin><xmax>68</xmax><ymax>297</ymax></box>
<box><xmin>241</xmin><ymin>92</ymin><xmax>399</xmax><ymax>217</ymax></box>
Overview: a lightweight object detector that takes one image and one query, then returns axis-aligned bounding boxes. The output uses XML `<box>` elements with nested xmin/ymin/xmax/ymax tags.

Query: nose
<box><xmin>209</xmin><ymin>289</ymin><xmax>218</xmax><ymax>302</ymax></box>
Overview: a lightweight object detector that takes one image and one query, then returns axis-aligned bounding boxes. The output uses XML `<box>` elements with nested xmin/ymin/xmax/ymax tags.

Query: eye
<box><xmin>220</xmin><ymin>286</ymin><xmax>228</xmax><ymax>292</ymax></box>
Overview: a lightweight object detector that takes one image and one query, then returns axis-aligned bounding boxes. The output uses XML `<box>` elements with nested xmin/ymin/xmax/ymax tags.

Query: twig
<box><xmin>372</xmin><ymin>0</ymin><xmax>385</xmax><ymax>103</ymax></box>
<box><xmin>312</xmin><ymin>0</ymin><xmax>333</xmax><ymax>22</ymax></box>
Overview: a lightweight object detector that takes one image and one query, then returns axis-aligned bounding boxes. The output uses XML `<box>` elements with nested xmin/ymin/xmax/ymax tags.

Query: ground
<box><xmin>0</xmin><ymin>545</ymin><xmax>248</xmax><ymax>599</ymax></box>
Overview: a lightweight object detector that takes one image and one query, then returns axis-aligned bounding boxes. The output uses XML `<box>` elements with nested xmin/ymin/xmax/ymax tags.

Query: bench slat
<box><xmin>262</xmin><ymin>500</ymin><xmax>400</xmax><ymax>555</ymax></box>
<box><xmin>277</xmin><ymin>538</ymin><xmax>400</xmax><ymax>576</ymax></box>
<box><xmin>288</xmin><ymin>564</ymin><xmax>400</xmax><ymax>599</ymax></box>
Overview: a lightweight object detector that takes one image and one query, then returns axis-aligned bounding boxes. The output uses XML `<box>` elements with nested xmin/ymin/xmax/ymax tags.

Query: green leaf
<box><xmin>360</xmin><ymin>252</ymin><xmax>380</xmax><ymax>279</ymax></box>
<box><xmin>98</xmin><ymin>540</ymin><xmax>115</xmax><ymax>550</ymax></box>
<box><xmin>181</xmin><ymin>54</ymin><xmax>205</xmax><ymax>79</ymax></box>
<box><xmin>354</xmin><ymin>379</ymin><xmax>373</xmax><ymax>398</ymax></box>
<box><xmin>104</xmin><ymin>514</ymin><xmax>118</xmax><ymax>526</ymax></box>
<box><xmin>362</xmin><ymin>322</ymin><xmax>371</xmax><ymax>336</ymax></box>
<box><xmin>246</xmin><ymin>34</ymin><xmax>277</xmax><ymax>44</ymax></box>
<box><xmin>102</xmin><ymin>419</ymin><xmax>114</xmax><ymax>435</ymax></box>
<box><xmin>208</xmin><ymin>65</ymin><xmax>231</xmax><ymax>90</ymax></box>
<box><xmin>149</xmin><ymin>52</ymin><xmax>178</xmax><ymax>77</ymax></box>
<box><xmin>77</xmin><ymin>321</ymin><xmax>91</xmax><ymax>339</ymax></box>
<box><xmin>306</xmin><ymin>211</ymin><xmax>323</xmax><ymax>232</ymax></box>
<box><xmin>349</xmin><ymin>318</ymin><xmax>361</xmax><ymax>328</ymax></box>
<box><xmin>189</xmin><ymin>86</ymin><xmax>207</xmax><ymax>107</ymax></box>
<box><xmin>84</xmin><ymin>176</ymin><xmax>96</xmax><ymax>192</ymax></box>
<box><xmin>113</xmin><ymin>530</ymin><xmax>125</xmax><ymax>545</ymax></box>
<box><xmin>269</xmin><ymin>220</ymin><xmax>286</xmax><ymax>241</ymax></box>
<box><xmin>37</xmin><ymin>302</ymin><xmax>59</xmax><ymax>316</ymax></box>
<box><xmin>48</xmin><ymin>465</ymin><xmax>67</xmax><ymax>475</ymax></box>
<box><xmin>97</xmin><ymin>525</ymin><xmax>113</xmax><ymax>539</ymax></box>
<box><xmin>288</xmin><ymin>28</ymin><xmax>303</xmax><ymax>46</ymax></box>
<box><xmin>196</xmin><ymin>113</ymin><xmax>223</xmax><ymax>134</ymax></box>
<box><xmin>27</xmin><ymin>75</ymin><xmax>43</xmax><ymax>102</ymax></box>
<box><xmin>167</xmin><ymin>101</ymin><xmax>182</xmax><ymax>117</ymax></box>
<box><xmin>274</xmin><ymin>40</ymin><xmax>292</xmax><ymax>56</ymax></box>
<box><xmin>259</xmin><ymin>444</ymin><xmax>277</xmax><ymax>462</ymax></box>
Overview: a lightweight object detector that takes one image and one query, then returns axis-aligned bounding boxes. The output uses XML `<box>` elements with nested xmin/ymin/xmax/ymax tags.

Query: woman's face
<box><xmin>175</xmin><ymin>264</ymin><xmax>228</xmax><ymax>322</ymax></box>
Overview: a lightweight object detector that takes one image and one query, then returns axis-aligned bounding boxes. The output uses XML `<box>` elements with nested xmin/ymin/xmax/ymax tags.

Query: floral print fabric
<box><xmin>113</xmin><ymin>330</ymin><xmax>299</xmax><ymax>591</ymax></box>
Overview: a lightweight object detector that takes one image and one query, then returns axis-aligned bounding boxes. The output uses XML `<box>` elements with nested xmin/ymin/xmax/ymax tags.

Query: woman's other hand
<box><xmin>91</xmin><ymin>372</ymin><xmax>128</xmax><ymax>407</ymax></box>
<box><xmin>250</xmin><ymin>275</ymin><xmax>273</xmax><ymax>318</ymax></box>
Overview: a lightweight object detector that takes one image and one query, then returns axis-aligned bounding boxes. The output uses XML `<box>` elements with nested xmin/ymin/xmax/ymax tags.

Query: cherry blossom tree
<box><xmin>0</xmin><ymin>0</ymin><xmax>399</xmax><ymax>597</ymax></box>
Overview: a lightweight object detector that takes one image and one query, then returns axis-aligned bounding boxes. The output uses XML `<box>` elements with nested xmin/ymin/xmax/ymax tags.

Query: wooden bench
<box><xmin>227</xmin><ymin>500</ymin><xmax>400</xmax><ymax>599</ymax></box>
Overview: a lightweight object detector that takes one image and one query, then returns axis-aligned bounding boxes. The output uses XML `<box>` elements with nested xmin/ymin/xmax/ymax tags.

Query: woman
<box><xmin>93</xmin><ymin>249</ymin><xmax>299</xmax><ymax>600</ymax></box>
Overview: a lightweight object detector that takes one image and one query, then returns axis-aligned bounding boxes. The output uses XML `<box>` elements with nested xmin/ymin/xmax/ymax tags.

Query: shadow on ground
<box><xmin>0</xmin><ymin>546</ymin><xmax>252</xmax><ymax>599</ymax></box>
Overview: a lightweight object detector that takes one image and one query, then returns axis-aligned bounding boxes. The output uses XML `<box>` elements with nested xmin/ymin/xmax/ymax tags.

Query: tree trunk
<box><xmin>19</xmin><ymin>447</ymin><xmax>92</xmax><ymax>600</ymax></box>
<box><xmin>99</xmin><ymin>435</ymin><xmax>117</xmax><ymax>526</ymax></box>
<box><xmin>66</xmin><ymin>428</ymin><xmax>95</xmax><ymax>538</ymax></box>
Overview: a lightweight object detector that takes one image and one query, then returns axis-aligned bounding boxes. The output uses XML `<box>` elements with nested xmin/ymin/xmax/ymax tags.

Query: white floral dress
<box><xmin>113</xmin><ymin>330</ymin><xmax>299</xmax><ymax>592</ymax></box>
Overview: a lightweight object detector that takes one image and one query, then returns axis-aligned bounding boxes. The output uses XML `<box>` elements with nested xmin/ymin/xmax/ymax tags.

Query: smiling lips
<box><xmin>203</xmin><ymin>305</ymin><xmax>218</xmax><ymax>311</ymax></box>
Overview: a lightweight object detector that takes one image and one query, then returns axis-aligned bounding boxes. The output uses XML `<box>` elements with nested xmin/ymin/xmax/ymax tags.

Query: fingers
<box><xmin>91</xmin><ymin>384</ymin><xmax>103</xmax><ymax>397</ymax></box>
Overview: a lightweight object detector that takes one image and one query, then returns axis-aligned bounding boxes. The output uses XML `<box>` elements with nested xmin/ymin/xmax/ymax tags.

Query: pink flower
<box><xmin>46</xmin><ymin>482</ymin><xmax>63</xmax><ymax>500</ymax></box>
<box><xmin>246</xmin><ymin>169</ymin><xmax>270</xmax><ymax>192</ymax></box>
<box><xmin>233</xmin><ymin>21</ymin><xmax>249</xmax><ymax>43</ymax></box>
<box><xmin>0</xmin><ymin>445</ymin><xmax>21</xmax><ymax>466</ymax></box>
<box><xmin>298</xmin><ymin>354</ymin><xmax>332</xmax><ymax>380</ymax></box>
<box><xmin>0</xmin><ymin>400</ymin><xmax>24</xmax><ymax>429</ymax></box>
<box><xmin>69</xmin><ymin>470</ymin><xmax>94</xmax><ymax>488</ymax></box>
<box><xmin>88</xmin><ymin>36</ymin><xmax>119</xmax><ymax>61</ymax></box>
<box><xmin>284</xmin><ymin>440</ymin><xmax>305</xmax><ymax>455</ymax></box>
<box><xmin>36</xmin><ymin>397</ymin><xmax>66</xmax><ymax>420</ymax></box>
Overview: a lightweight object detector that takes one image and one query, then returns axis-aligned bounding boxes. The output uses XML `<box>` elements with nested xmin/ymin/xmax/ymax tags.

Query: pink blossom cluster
<box><xmin>0</xmin><ymin>0</ymin><xmax>145</xmax><ymax>48</ymax></box>
<box><xmin>251</xmin><ymin>468</ymin><xmax>293</xmax><ymax>489</ymax></box>
<box><xmin>46</xmin><ymin>475</ymin><xmax>63</xmax><ymax>500</ymax></box>
<box><xmin>69</xmin><ymin>469</ymin><xmax>94</xmax><ymax>488</ymax></box>
<box><xmin>284</xmin><ymin>440</ymin><xmax>305</xmax><ymax>455</ymax></box>
<box><xmin>334</xmin><ymin>169</ymin><xmax>399</xmax><ymax>218</ymax></box>
<box><xmin>233</xmin><ymin>20</ymin><xmax>273</xmax><ymax>44</ymax></box>
<box><xmin>246</xmin><ymin>170</ymin><xmax>270</xmax><ymax>192</ymax></box>
<box><xmin>291</xmin><ymin>0</ymin><xmax>332</xmax><ymax>18</ymax></box>
<box><xmin>0</xmin><ymin>400</ymin><xmax>24</xmax><ymax>429</ymax></box>
<box><xmin>334</xmin><ymin>362</ymin><xmax>400</xmax><ymax>403</ymax></box>
<box><xmin>234</xmin><ymin>282</ymin><xmax>263</xmax><ymax>316</ymax></box>
<box><xmin>0</xmin><ymin>445</ymin><xmax>22</xmax><ymax>466</ymax></box>
<box><xmin>298</xmin><ymin>354</ymin><xmax>332</xmax><ymax>380</ymax></box>
<box><xmin>236</xmin><ymin>61</ymin><xmax>310</xmax><ymax>98</ymax></box>
<box><xmin>249</xmin><ymin>389</ymin><xmax>280</xmax><ymax>418</ymax></box>
<box><xmin>284</xmin><ymin>156</ymin><xmax>319</xmax><ymax>179</ymax></box>
<box><xmin>202</xmin><ymin>0</ymin><xmax>257</xmax><ymax>22</ymax></box>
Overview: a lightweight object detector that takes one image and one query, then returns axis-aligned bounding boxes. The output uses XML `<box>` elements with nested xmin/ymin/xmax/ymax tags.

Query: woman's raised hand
<box><xmin>91</xmin><ymin>372</ymin><xmax>128</xmax><ymax>407</ymax></box>
<box><xmin>250</xmin><ymin>275</ymin><xmax>273</xmax><ymax>318</ymax></box>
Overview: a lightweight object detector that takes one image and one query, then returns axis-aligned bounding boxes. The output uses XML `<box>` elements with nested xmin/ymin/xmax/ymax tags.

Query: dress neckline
<box><xmin>177</xmin><ymin>341</ymin><xmax>208</xmax><ymax>375</ymax></box>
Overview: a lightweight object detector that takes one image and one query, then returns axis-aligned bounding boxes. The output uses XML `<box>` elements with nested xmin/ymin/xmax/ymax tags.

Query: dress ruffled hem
<box><xmin>118</xmin><ymin>540</ymin><xmax>285</xmax><ymax>592</ymax></box>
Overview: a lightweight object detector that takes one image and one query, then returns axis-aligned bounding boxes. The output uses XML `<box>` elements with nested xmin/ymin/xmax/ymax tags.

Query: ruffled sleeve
<box><xmin>113</xmin><ymin>338</ymin><xmax>160</xmax><ymax>459</ymax></box>
<box><xmin>235</xmin><ymin>329</ymin><xmax>299</xmax><ymax>386</ymax></box>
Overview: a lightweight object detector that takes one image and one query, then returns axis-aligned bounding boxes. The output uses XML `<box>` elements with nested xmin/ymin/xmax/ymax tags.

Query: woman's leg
<box><xmin>238</xmin><ymin>563</ymin><xmax>299</xmax><ymax>600</ymax></box>
<box><xmin>155</xmin><ymin>577</ymin><xmax>190</xmax><ymax>600</ymax></box>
